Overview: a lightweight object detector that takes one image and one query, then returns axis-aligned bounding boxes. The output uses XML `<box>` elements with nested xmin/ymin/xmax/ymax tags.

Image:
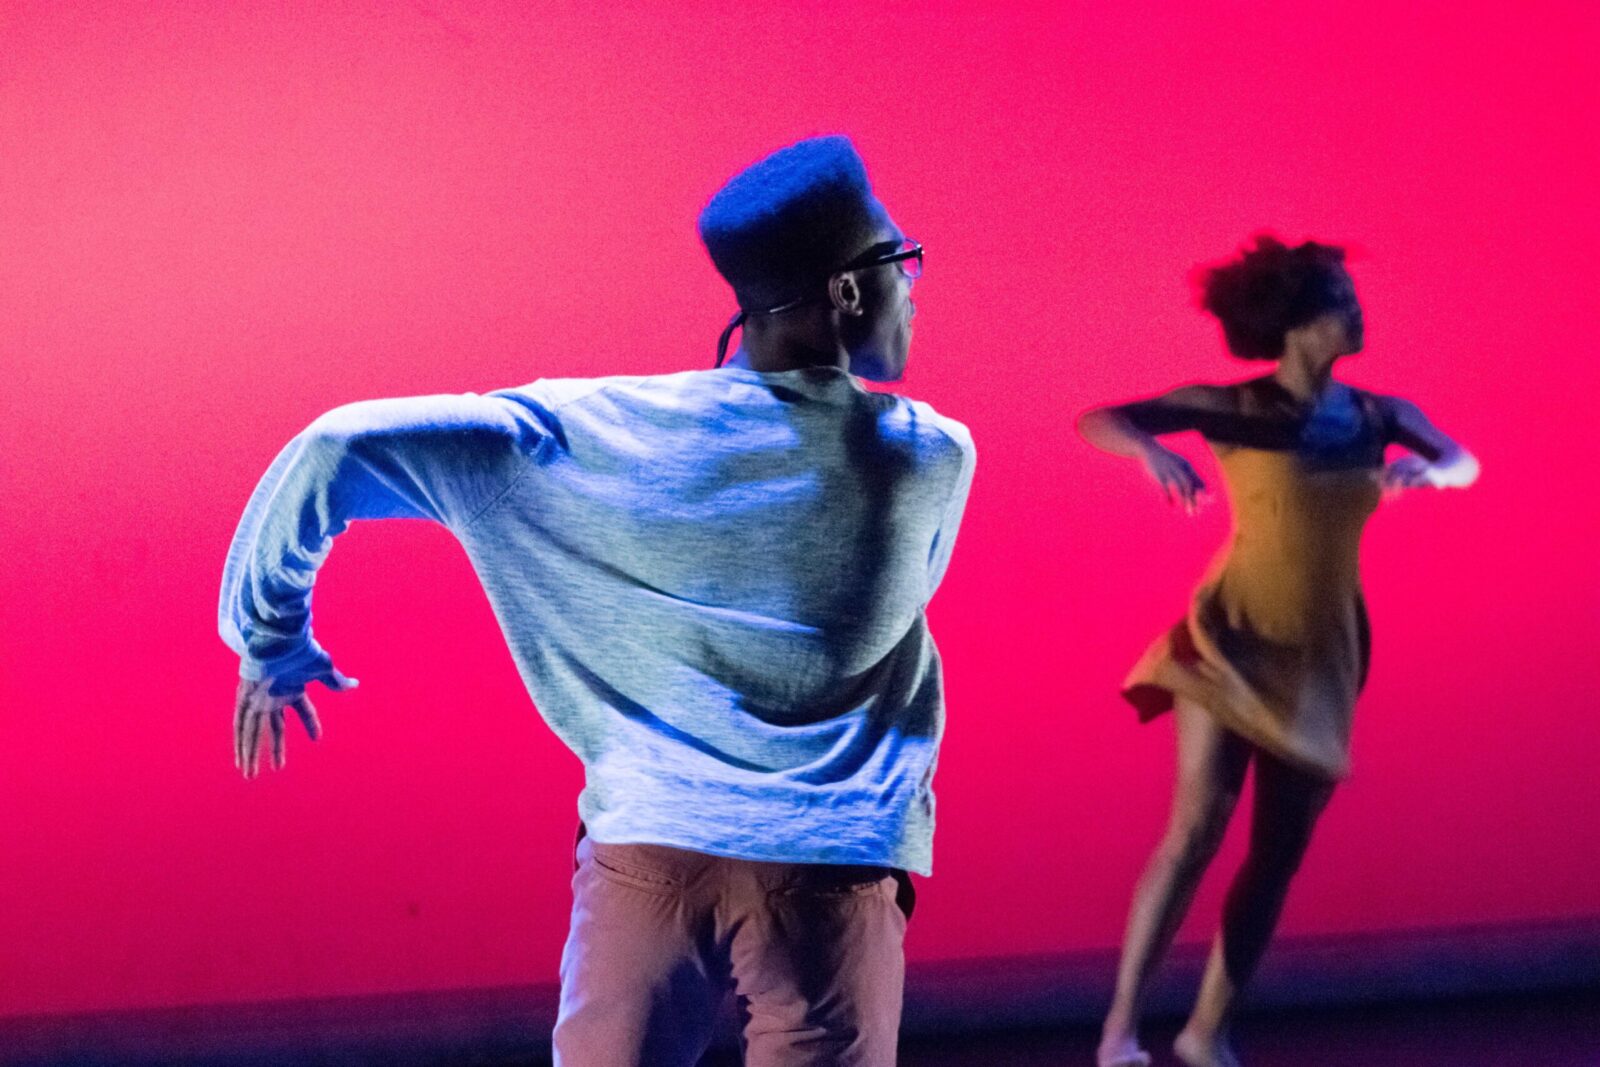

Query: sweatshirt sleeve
<box><xmin>927</xmin><ymin>421</ymin><xmax>976</xmax><ymax>599</ymax></box>
<box><xmin>218</xmin><ymin>392</ymin><xmax>548</xmax><ymax>692</ymax></box>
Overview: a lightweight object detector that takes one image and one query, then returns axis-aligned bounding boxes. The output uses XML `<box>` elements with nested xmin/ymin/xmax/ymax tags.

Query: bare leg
<box><xmin>1098</xmin><ymin>700</ymin><xmax>1251</xmax><ymax>1067</ymax></box>
<box><xmin>1174</xmin><ymin>754</ymin><xmax>1335</xmax><ymax>1067</ymax></box>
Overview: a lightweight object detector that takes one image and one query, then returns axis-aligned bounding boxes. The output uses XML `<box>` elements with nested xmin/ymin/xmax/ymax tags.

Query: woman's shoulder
<box><xmin>1343</xmin><ymin>384</ymin><xmax>1418</xmax><ymax>413</ymax></box>
<box><xmin>1341</xmin><ymin>384</ymin><xmax>1417</xmax><ymax>440</ymax></box>
<box><xmin>1145</xmin><ymin>379</ymin><xmax>1252</xmax><ymax>414</ymax></box>
<box><xmin>1188</xmin><ymin>375</ymin><xmax>1288</xmax><ymax>416</ymax></box>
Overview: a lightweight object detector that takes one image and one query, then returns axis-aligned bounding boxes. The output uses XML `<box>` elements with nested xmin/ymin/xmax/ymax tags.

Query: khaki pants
<box><xmin>553</xmin><ymin>833</ymin><xmax>913</xmax><ymax>1067</ymax></box>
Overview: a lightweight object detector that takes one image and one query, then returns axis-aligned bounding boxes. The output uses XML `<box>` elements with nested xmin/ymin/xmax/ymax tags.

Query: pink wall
<box><xmin>2</xmin><ymin>0</ymin><xmax>1595</xmax><ymax>1018</ymax></box>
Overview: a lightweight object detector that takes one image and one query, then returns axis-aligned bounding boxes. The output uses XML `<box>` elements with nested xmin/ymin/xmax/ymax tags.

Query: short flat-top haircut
<box><xmin>699</xmin><ymin>135</ymin><xmax>892</xmax><ymax>313</ymax></box>
<box><xmin>1199</xmin><ymin>235</ymin><xmax>1354</xmax><ymax>360</ymax></box>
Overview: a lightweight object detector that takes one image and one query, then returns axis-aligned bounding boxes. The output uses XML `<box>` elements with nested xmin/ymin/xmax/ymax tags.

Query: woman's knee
<box><xmin>1249</xmin><ymin>789</ymin><xmax>1333</xmax><ymax>865</ymax></box>
<box><xmin>1159</xmin><ymin>794</ymin><xmax>1239</xmax><ymax>871</ymax></box>
<box><xmin>1236</xmin><ymin>841</ymin><xmax>1310</xmax><ymax>889</ymax></box>
<box><xmin>1237</xmin><ymin>809</ymin><xmax>1325</xmax><ymax>886</ymax></box>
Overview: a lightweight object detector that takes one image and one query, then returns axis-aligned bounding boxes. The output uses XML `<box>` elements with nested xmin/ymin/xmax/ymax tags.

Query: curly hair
<box><xmin>1198</xmin><ymin>235</ymin><xmax>1355</xmax><ymax>360</ymax></box>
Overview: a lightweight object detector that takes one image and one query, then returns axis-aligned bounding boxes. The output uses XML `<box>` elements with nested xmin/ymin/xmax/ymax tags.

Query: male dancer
<box><xmin>221</xmin><ymin>136</ymin><xmax>975</xmax><ymax>1067</ymax></box>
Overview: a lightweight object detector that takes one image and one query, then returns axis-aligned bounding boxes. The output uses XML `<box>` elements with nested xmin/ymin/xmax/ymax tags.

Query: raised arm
<box><xmin>1077</xmin><ymin>385</ymin><xmax>1234</xmax><ymax>514</ymax></box>
<box><xmin>1375</xmin><ymin>394</ymin><xmax>1480</xmax><ymax>493</ymax></box>
<box><xmin>220</xmin><ymin>391</ymin><xmax>547</xmax><ymax>775</ymax></box>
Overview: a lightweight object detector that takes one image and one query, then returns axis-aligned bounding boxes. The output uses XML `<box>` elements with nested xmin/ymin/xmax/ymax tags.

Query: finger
<box><xmin>234</xmin><ymin>683</ymin><xmax>250</xmax><ymax>770</ymax></box>
<box><xmin>253</xmin><ymin>713</ymin><xmax>269</xmax><ymax>778</ymax></box>
<box><xmin>245</xmin><ymin>703</ymin><xmax>266</xmax><ymax>779</ymax></box>
<box><xmin>242</xmin><ymin>708</ymin><xmax>257</xmax><ymax>779</ymax></box>
<box><xmin>257</xmin><ymin>703</ymin><xmax>278</xmax><ymax>775</ymax></box>
<box><xmin>322</xmin><ymin>669</ymin><xmax>359</xmax><ymax>692</ymax></box>
<box><xmin>270</xmin><ymin>707</ymin><xmax>287</xmax><ymax>770</ymax></box>
<box><xmin>292</xmin><ymin>696</ymin><xmax>323</xmax><ymax>741</ymax></box>
<box><xmin>241</xmin><ymin>702</ymin><xmax>266</xmax><ymax>779</ymax></box>
<box><xmin>240</xmin><ymin>710</ymin><xmax>252</xmax><ymax>779</ymax></box>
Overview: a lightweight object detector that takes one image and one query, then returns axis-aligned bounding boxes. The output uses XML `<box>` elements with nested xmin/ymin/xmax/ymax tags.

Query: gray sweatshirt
<box><xmin>219</xmin><ymin>365</ymin><xmax>974</xmax><ymax>874</ymax></box>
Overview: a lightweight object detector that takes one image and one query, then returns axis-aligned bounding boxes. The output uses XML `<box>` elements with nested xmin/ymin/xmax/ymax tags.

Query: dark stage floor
<box><xmin>700</xmin><ymin>990</ymin><xmax>1600</xmax><ymax>1067</ymax></box>
<box><xmin>7</xmin><ymin>989</ymin><xmax>1595</xmax><ymax>1066</ymax></box>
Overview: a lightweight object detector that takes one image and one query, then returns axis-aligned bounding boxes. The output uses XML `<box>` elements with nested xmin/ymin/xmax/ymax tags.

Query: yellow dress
<box><xmin>1123</xmin><ymin>386</ymin><xmax>1386</xmax><ymax>780</ymax></box>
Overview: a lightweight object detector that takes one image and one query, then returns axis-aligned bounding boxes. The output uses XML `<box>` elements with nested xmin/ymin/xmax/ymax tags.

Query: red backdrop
<box><xmin>2</xmin><ymin>0</ymin><xmax>1595</xmax><ymax>1018</ymax></box>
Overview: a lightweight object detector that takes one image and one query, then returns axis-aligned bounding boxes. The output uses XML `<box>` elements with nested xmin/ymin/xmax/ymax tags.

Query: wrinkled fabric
<box><xmin>554</xmin><ymin>836</ymin><xmax>908</xmax><ymax>1067</ymax></box>
<box><xmin>220</xmin><ymin>366</ymin><xmax>974</xmax><ymax>873</ymax></box>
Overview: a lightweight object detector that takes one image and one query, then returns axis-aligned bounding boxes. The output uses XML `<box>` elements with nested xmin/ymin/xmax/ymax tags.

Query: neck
<box><xmin>1272</xmin><ymin>352</ymin><xmax>1335</xmax><ymax>403</ymax></box>
<box><xmin>737</xmin><ymin>316</ymin><xmax>850</xmax><ymax>373</ymax></box>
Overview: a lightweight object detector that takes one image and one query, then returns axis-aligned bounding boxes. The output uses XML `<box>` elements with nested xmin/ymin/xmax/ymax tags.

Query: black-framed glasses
<box><xmin>714</xmin><ymin>238</ymin><xmax>923</xmax><ymax>366</ymax></box>
<box><xmin>845</xmin><ymin>237</ymin><xmax>923</xmax><ymax>283</ymax></box>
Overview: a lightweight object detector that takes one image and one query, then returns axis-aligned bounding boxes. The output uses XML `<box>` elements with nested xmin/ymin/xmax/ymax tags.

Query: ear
<box><xmin>828</xmin><ymin>272</ymin><xmax>866</xmax><ymax>317</ymax></box>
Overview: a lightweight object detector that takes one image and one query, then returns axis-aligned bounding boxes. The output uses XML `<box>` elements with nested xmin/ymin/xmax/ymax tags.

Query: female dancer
<box><xmin>1080</xmin><ymin>236</ymin><xmax>1478</xmax><ymax>1067</ymax></box>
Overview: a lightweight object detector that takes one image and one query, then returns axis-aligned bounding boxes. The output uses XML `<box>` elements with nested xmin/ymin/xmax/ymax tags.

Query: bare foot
<box><xmin>1174</xmin><ymin>1028</ymin><xmax>1241</xmax><ymax>1067</ymax></box>
<box><xmin>1095</xmin><ymin>1034</ymin><xmax>1152</xmax><ymax>1067</ymax></box>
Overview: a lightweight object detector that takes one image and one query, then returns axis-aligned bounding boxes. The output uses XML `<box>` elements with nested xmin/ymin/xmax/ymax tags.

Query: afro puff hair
<box><xmin>698</xmin><ymin>135</ymin><xmax>892</xmax><ymax>312</ymax></box>
<box><xmin>1199</xmin><ymin>235</ymin><xmax>1354</xmax><ymax>360</ymax></box>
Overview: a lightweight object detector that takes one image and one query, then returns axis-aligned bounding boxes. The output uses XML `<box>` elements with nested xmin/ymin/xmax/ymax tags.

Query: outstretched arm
<box><xmin>1077</xmin><ymin>385</ymin><xmax>1233</xmax><ymax>514</ymax></box>
<box><xmin>1376</xmin><ymin>396</ymin><xmax>1480</xmax><ymax>494</ymax></box>
<box><xmin>220</xmin><ymin>391</ymin><xmax>546</xmax><ymax>776</ymax></box>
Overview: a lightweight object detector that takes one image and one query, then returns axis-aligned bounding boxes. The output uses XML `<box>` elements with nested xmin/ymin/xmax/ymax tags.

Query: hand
<box><xmin>1378</xmin><ymin>455</ymin><xmax>1434</xmax><ymax>497</ymax></box>
<box><xmin>1140</xmin><ymin>444</ymin><xmax>1208</xmax><ymax>515</ymax></box>
<box><xmin>233</xmin><ymin>672</ymin><xmax>354</xmax><ymax>779</ymax></box>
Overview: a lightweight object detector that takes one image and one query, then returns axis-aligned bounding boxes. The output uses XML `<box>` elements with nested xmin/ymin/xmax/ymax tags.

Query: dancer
<box><xmin>1080</xmin><ymin>236</ymin><xmax>1477</xmax><ymax>1067</ymax></box>
<box><xmin>220</xmin><ymin>136</ymin><xmax>974</xmax><ymax>1067</ymax></box>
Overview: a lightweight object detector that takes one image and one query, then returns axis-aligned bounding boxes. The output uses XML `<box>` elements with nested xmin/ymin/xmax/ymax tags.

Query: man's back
<box><xmin>222</xmin><ymin>364</ymin><xmax>974</xmax><ymax>872</ymax></box>
<box><xmin>467</xmin><ymin>365</ymin><xmax>973</xmax><ymax>872</ymax></box>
